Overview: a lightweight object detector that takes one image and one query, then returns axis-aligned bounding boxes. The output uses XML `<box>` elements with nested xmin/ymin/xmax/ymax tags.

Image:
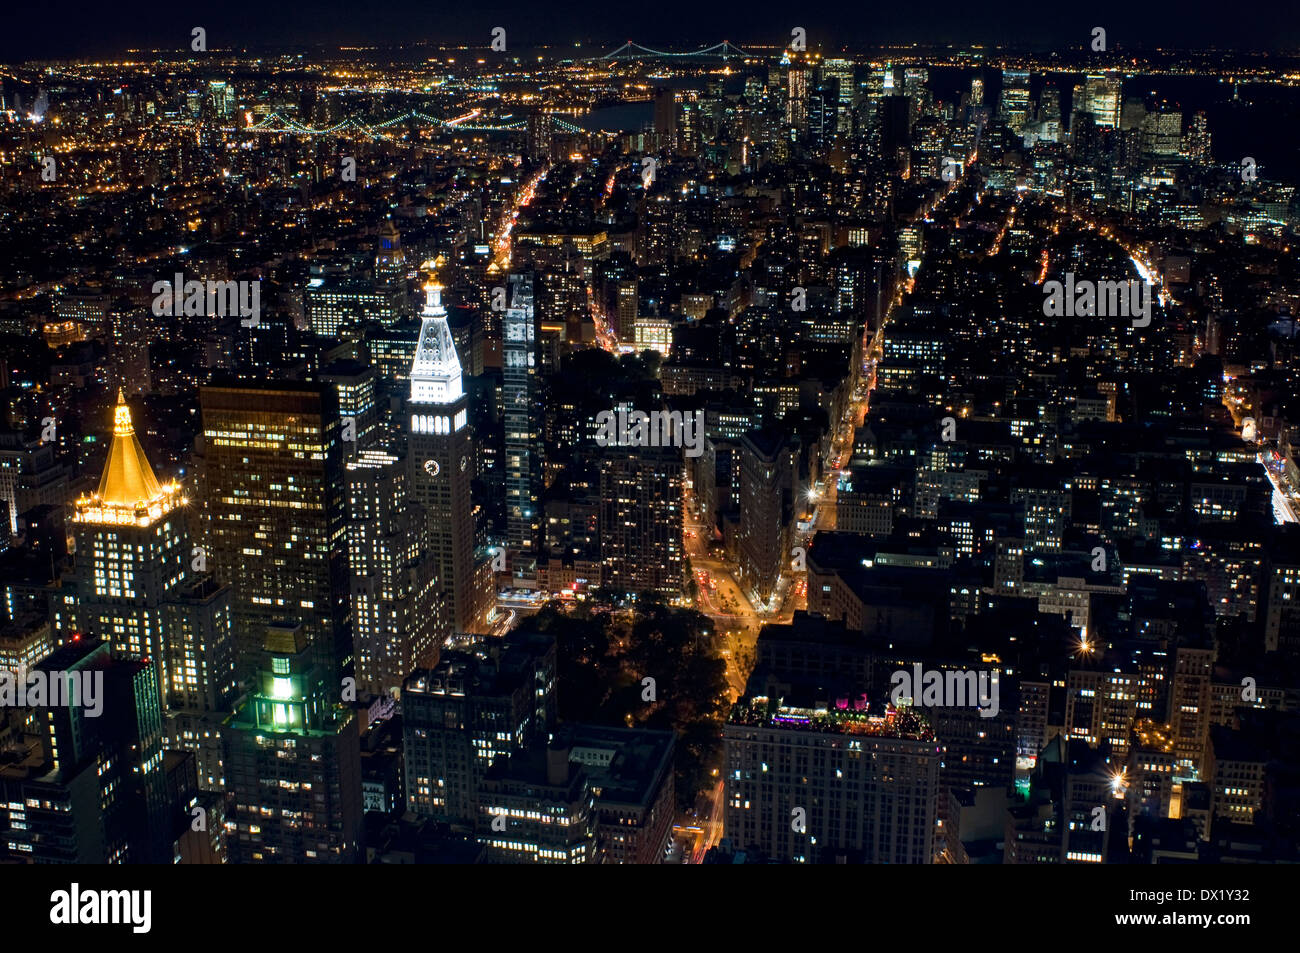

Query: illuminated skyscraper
<box><xmin>785</xmin><ymin>59</ymin><xmax>810</xmax><ymax>130</ymax></box>
<box><xmin>347</xmin><ymin>449</ymin><xmax>442</xmax><ymax>697</ymax></box>
<box><xmin>71</xmin><ymin>390</ymin><xmax>189</xmax><ymax>695</ymax></box>
<box><xmin>407</xmin><ymin>279</ymin><xmax>491</xmax><ymax>634</ymax></box>
<box><xmin>71</xmin><ymin>391</ymin><xmax>238</xmax><ymax>789</ymax></box>
<box><xmin>737</xmin><ymin>429</ymin><xmax>792</xmax><ymax>606</ymax></box>
<box><xmin>159</xmin><ymin>574</ymin><xmax>238</xmax><ymax>791</ymax></box>
<box><xmin>1083</xmin><ymin>72</ymin><xmax>1122</xmax><ymax>129</ymax></box>
<box><xmin>504</xmin><ymin>273</ymin><xmax>541</xmax><ymax>585</ymax></box>
<box><xmin>198</xmin><ymin>381</ymin><xmax>351</xmax><ymax>684</ymax></box>
<box><xmin>822</xmin><ymin>59</ymin><xmax>856</xmax><ymax>134</ymax></box>
<box><xmin>1000</xmin><ymin>69</ymin><xmax>1032</xmax><ymax>133</ymax></box>
<box><xmin>320</xmin><ymin>359</ymin><xmax>379</xmax><ymax>459</ymax></box>
<box><xmin>1038</xmin><ymin>84</ymin><xmax>1061</xmax><ymax>126</ymax></box>
<box><xmin>808</xmin><ymin>79</ymin><xmax>839</xmax><ymax>149</ymax></box>
<box><xmin>599</xmin><ymin>442</ymin><xmax>685</xmax><ymax>599</ymax></box>
<box><xmin>0</xmin><ymin>430</ymin><xmax>69</xmax><ymax>537</ymax></box>
<box><xmin>207</xmin><ymin>80</ymin><xmax>235</xmax><ymax>116</ymax></box>
<box><xmin>1182</xmin><ymin>111</ymin><xmax>1212</xmax><ymax>164</ymax></box>
<box><xmin>304</xmin><ymin>220</ymin><xmax>408</xmax><ymax>336</ymax></box>
<box><xmin>224</xmin><ymin>622</ymin><xmax>362</xmax><ymax>863</ymax></box>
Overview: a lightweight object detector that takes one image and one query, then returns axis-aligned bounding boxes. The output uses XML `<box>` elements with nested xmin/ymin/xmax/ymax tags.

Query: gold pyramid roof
<box><xmin>97</xmin><ymin>389</ymin><xmax>163</xmax><ymax>506</ymax></box>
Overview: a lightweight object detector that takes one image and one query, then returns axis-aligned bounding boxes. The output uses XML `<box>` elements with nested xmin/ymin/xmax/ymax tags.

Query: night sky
<box><xmin>4</xmin><ymin>2</ymin><xmax>1298</xmax><ymax>61</ymax></box>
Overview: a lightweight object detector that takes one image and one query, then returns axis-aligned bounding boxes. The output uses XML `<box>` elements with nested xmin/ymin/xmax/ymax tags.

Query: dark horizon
<box><xmin>5</xmin><ymin>2</ymin><xmax>1300</xmax><ymax>62</ymax></box>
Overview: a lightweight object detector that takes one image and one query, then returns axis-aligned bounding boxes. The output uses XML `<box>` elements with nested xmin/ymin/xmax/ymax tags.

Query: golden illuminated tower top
<box><xmin>76</xmin><ymin>389</ymin><xmax>182</xmax><ymax>524</ymax></box>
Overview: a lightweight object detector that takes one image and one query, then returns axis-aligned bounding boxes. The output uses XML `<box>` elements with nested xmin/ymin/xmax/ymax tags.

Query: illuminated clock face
<box><xmin>460</xmin><ymin>456</ymin><xmax>468</xmax><ymax>472</ymax></box>
<box><xmin>424</xmin><ymin>459</ymin><xmax>440</xmax><ymax>477</ymax></box>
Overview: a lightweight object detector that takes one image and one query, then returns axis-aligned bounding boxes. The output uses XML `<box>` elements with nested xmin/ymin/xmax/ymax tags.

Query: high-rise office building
<box><xmin>785</xmin><ymin>60</ymin><xmax>810</xmax><ymax>130</ymax></box>
<box><xmin>737</xmin><ymin>429</ymin><xmax>792</xmax><ymax>606</ymax></box>
<box><xmin>1171</xmin><ymin>644</ymin><xmax>1213</xmax><ymax>773</ymax></box>
<box><xmin>1000</xmin><ymin>69</ymin><xmax>1032</xmax><ymax>133</ymax></box>
<box><xmin>208</xmin><ymin>79</ymin><xmax>236</xmax><ymax>115</ymax></box>
<box><xmin>821</xmin><ymin>59</ymin><xmax>857</xmax><ymax>134</ymax></box>
<box><xmin>159</xmin><ymin>574</ymin><xmax>238</xmax><ymax>792</ymax></box>
<box><xmin>0</xmin><ymin>431</ymin><xmax>69</xmax><ymax>536</ymax></box>
<box><xmin>373</xmin><ymin>218</ymin><xmax>407</xmax><ymax>297</ymax></box>
<box><xmin>653</xmin><ymin>88</ymin><xmax>677</xmax><ymax>151</ymax></box>
<box><xmin>599</xmin><ymin>441</ymin><xmax>685</xmax><ymax>598</ymax></box>
<box><xmin>306</xmin><ymin>281</ymin><xmax>398</xmax><ymax>337</ymax></box>
<box><xmin>504</xmin><ymin>273</ymin><xmax>541</xmax><ymax>585</ymax></box>
<box><xmin>808</xmin><ymin>79</ymin><xmax>839</xmax><ymax>149</ymax></box>
<box><xmin>1182</xmin><ymin>111</ymin><xmax>1212</xmax><ymax>164</ymax></box>
<box><xmin>0</xmin><ymin>638</ymin><xmax>173</xmax><ymax>863</ymax></box>
<box><xmin>1082</xmin><ymin>73</ymin><xmax>1122</xmax><ymax>129</ymax></box>
<box><xmin>198</xmin><ymin>381</ymin><xmax>352</xmax><ymax>683</ymax></box>
<box><xmin>70</xmin><ymin>394</ymin><xmax>238</xmax><ymax>792</ymax></box>
<box><xmin>320</xmin><ymin>359</ymin><xmax>379</xmax><ymax>459</ymax></box>
<box><xmin>477</xmin><ymin>741</ymin><xmax>598</xmax><ymax>864</ymax></box>
<box><xmin>70</xmin><ymin>390</ymin><xmax>238</xmax><ymax>776</ymax></box>
<box><xmin>725</xmin><ymin>691</ymin><xmax>941</xmax><ymax>863</ymax></box>
<box><xmin>1038</xmin><ymin>84</ymin><xmax>1061</xmax><ymax>126</ymax></box>
<box><xmin>224</xmin><ymin>622</ymin><xmax>362</xmax><ymax>863</ymax></box>
<box><xmin>407</xmin><ymin>280</ymin><xmax>491</xmax><ymax>634</ymax></box>
<box><xmin>347</xmin><ymin>448</ymin><xmax>441</xmax><ymax>697</ymax></box>
<box><xmin>616</xmin><ymin>279</ymin><xmax>638</xmax><ymax>343</ymax></box>
<box><xmin>71</xmin><ymin>391</ymin><xmax>187</xmax><ymax>683</ymax></box>
<box><xmin>1141</xmin><ymin>109</ymin><xmax>1183</xmax><ymax>158</ymax></box>
<box><xmin>526</xmin><ymin>111</ymin><xmax>554</xmax><ymax>162</ymax></box>
<box><xmin>305</xmin><ymin>220</ymin><xmax>408</xmax><ymax>337</ymax></box>
<box><xmin>402</xmin><ymin>633</ymin><xmax>556</xmax><ymax>823</ymax></box>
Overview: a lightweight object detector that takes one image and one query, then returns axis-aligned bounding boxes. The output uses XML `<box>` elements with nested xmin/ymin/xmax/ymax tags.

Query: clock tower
<box><xmin>407</xmin><ymin>277</ymin><xmax>489</xmax><ymax>634</ymax></box>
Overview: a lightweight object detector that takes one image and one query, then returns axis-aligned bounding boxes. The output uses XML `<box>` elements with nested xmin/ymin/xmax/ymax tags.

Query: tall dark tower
<box><xmin>407</xmin><ymin>279</ymin><xmax>489</xmax><ymax>634</ymax></box>
<box><xmin>504</xmin><ymin>273</ymin><xmax>541</xmax><ymax>587</ymax></box>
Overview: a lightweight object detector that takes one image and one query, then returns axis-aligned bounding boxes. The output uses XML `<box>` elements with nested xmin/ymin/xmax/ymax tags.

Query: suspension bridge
<box><xmin>599</xmin><ymin>40</ymin><xmax>754</xmax><ymax>61</ymax></box>
<box><xmin>243</xmin><ymin>109</ymin><xmax>587</xmax><ymax>138</ymax></box>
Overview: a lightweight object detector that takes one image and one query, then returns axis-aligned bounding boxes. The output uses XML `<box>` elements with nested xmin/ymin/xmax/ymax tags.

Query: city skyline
<box><xmin>0</xmin><ymin>8</ymin><xmax>1296</xmax><ymax>909</ymax></box>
